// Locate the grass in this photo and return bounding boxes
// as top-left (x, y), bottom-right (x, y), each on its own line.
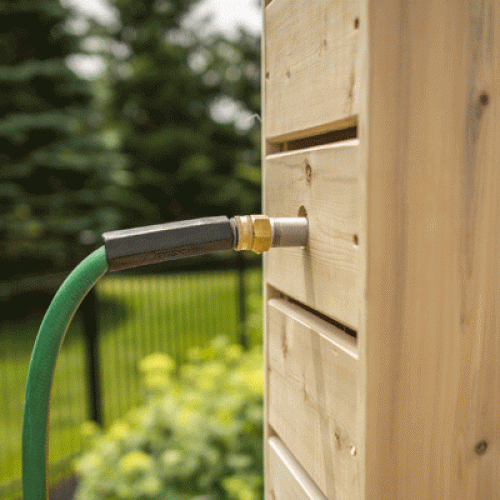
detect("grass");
top-left (0, 267), bottom-right (262, 497)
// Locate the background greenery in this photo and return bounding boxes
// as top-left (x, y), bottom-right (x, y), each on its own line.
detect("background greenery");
top-left (0, 0), bottom-right (263, 497)
top-left (0, 267), bottom-right (263, 498)
top-left (75, 336), bottom-right (263, 500)
top-left (0, 0), bottom-right (261, 283)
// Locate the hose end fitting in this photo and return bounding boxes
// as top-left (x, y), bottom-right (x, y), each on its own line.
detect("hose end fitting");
top-left (234, 215), bottom-right (272, 254)
top-left (233, 215), bottom-right (308, 254)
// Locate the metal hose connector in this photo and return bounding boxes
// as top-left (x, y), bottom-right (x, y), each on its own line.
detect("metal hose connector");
top-left (233, 215), bottom-right (308, 254)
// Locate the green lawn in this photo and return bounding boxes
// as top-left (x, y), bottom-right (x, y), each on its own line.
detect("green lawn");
top-left (0, 267), bottom-right (262, 497)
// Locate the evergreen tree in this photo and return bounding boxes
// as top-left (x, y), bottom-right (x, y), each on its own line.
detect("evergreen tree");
top-left (0, 0), bottom-right (132, 279)
top-left (111, 0), bottom-right (261, 225)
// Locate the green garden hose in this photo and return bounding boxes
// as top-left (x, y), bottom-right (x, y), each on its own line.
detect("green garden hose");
top-left (22, 246), bottom-right (108, 500)
top-left (21, 215), bottom-right (307, 500)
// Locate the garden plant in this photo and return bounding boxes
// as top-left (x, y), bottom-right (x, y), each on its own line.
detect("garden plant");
top-left (74, 335), bottom-right (263, 500)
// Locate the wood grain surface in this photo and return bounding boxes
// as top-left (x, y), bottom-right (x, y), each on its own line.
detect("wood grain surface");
top-left (359, 0), bottom-right (500, 498)
top-left (265, 141), bottom-right (360, 330)
top-left (264, 0), bottom-right (360, 141)
top-left (267, 299), bottom-right (359, 499)
top-left (268, 436), bottom-right (329, 500)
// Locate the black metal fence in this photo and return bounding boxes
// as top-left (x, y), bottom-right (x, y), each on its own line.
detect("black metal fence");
top-left (0, 255), bottom-right (262, 499)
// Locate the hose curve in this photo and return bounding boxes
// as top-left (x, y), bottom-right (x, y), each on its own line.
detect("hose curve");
top-left (22, 246), bottom-right (108, 500)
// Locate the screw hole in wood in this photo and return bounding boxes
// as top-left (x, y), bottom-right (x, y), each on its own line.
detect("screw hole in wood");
top-left (479, 92), bottom-right (489, 106)
top-left (474, 440), bottom-right (488, 456)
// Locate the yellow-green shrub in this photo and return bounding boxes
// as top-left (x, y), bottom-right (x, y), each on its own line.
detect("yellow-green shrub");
top-left (74, 336), bottom-right (263, 500)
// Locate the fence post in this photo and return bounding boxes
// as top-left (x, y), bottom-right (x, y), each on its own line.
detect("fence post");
top-left (236, 253), bottom-right (247, 349)
top-left (80, 287), bottom-right (103, 425)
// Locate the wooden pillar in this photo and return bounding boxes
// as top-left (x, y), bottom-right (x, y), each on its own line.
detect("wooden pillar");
top-left (262, 1), bottom-right (500, 499)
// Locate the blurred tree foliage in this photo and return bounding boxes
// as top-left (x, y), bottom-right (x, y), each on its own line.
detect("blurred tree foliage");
top-left (0, 0), bottom-right (136, 279)
top-left (0, 0), bottom-right (261, 282)
top-left (110, 0), bottom-right (261, 226)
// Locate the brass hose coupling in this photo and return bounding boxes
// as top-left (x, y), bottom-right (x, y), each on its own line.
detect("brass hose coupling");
top-left (234, 215), bottom-right (308, 254)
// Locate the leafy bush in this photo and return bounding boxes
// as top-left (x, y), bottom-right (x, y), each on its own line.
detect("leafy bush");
top-left (74, 336), bottom-right (263, 500)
